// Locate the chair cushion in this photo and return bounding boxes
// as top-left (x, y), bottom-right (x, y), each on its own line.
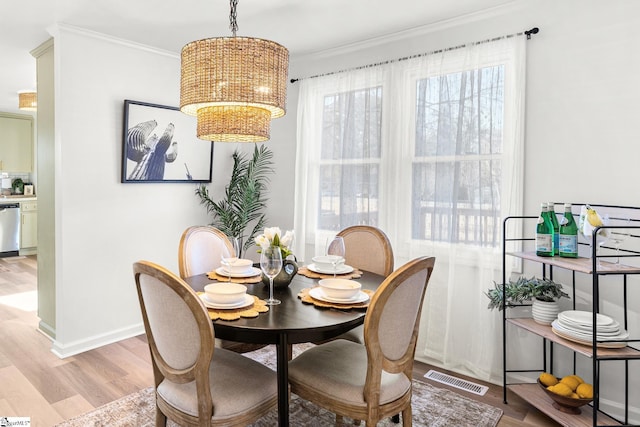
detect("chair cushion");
top-left (288, 339), bottom-right (410, 406)
top-left (157, 347), bottom-right (277, 419)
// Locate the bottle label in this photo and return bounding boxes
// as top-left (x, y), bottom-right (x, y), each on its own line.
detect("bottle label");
top-left (559, 234), bottom-right (578, 255)
top-left (536, 234), bottom-right (553, 253)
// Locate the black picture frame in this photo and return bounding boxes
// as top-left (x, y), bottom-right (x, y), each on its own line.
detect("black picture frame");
top-left (121, 99), bottom-right (213, 183)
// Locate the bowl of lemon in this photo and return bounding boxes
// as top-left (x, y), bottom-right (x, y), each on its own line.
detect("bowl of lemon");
top-left (538, 373), bottom-right (593, 414)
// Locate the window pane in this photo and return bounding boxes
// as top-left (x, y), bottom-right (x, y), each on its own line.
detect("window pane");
top-left (321, 87), bottom-right (382, 160)
top-left (413, 65), bottom-right (504, 246)
top-left (318, 86), bottom-right (382, 231)
top-left (318, 164), bottom-right (379, 231)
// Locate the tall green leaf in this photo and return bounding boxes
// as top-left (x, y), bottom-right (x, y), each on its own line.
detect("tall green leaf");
top-left (195, 145), bottom-right (274, 256)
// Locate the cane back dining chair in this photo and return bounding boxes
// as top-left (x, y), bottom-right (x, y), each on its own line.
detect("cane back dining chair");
top-left (288, 256), bottom-right (436, 427)
top-left (133, 260), bottom-right (277, 427)
top-left (178, 225), bottom-right (266, 353)
top-left (337, 225), bottom-right (394, 277)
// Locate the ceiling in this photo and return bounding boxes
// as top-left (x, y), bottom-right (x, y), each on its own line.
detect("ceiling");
top-left (0, 0), bottom-right (514, 114)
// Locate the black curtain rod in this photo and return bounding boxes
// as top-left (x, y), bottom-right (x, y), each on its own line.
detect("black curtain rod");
top-left (290, 27), bottom-right (539, 84)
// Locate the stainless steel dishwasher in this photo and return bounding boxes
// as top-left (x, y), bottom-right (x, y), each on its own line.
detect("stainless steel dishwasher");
top-left (0, 202), bottom-right (20, 257)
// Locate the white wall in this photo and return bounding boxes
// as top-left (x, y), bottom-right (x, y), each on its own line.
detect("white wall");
top-left (48, 25), bottom-right (292, 356)
top-left (288, 0), bottom-right (640, 421)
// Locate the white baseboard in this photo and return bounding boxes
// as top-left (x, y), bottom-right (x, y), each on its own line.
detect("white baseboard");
top-left (38, 320), bottom-right (56, 339)
top-left (50, 323), bottom-right (145, 359)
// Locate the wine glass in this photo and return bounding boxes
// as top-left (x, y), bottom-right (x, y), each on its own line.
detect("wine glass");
top-left (326, 236), bottom-right (346, 277)
top-left (609, 218), bottom-right (631, 264)
top-left (221, 237), bottom-right (240, 282)
top-left (260, 246), bottom-right (282, 305)
top-left (594, 216), bottom-right (611, 267)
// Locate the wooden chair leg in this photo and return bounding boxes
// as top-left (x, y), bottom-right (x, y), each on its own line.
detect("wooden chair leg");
top-left (401, 406), bottom-right (412, 427)
top-left (155, 405), bottom-right (167, 427)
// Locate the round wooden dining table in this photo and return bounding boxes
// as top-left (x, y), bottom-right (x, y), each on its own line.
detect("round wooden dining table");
top-left (184, 269), bottom-right (384, 427)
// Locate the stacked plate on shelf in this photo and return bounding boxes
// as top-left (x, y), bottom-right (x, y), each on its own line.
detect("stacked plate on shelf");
top-left (551, 310), bottom-right (629, 348)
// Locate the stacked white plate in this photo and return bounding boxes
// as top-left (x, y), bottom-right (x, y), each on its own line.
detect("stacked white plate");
top-left (551, 310), bottom-right (629, 348)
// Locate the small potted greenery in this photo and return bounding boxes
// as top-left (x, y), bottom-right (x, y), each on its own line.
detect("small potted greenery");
top-left (485, 276), bottom-right (570, 325)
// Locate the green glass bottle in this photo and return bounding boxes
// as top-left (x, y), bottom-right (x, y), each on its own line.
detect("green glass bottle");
top-left (536, 202), bottom-right (554, 257)
top-left (559, 203), bottom-right (579, 258)
top-left (548, 202), bottom-right (560, 255)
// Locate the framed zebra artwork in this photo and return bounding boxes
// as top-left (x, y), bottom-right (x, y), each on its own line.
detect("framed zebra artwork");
top-left (121, 99), bottom-right (213, 183)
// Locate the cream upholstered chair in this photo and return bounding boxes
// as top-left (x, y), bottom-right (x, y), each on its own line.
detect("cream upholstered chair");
top-left (133, 261), bottom-right (277, 427)
top-left (178, 225), bottom-right (266, 353)
top-left (337, 225), bottom-right (394, 277)
top-left (335, 225), bottom-right (394, 344)
top-left (289, 256), bottom-right (436, 427)
top-left (178, 225), bottom-right (234, 280)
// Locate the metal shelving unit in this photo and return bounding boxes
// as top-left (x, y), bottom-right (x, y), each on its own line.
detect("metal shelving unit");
top-left (501, 203), bottom-right (640, 427)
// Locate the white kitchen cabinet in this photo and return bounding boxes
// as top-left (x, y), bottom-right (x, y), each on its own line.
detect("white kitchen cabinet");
top-left (0, 112), bottom-right (34, 172)
top-left (20, 200), bottom-right (37, 254)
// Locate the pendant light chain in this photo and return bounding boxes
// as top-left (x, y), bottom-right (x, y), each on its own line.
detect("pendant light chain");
top-left (229, 0), bottom-right (239, 37)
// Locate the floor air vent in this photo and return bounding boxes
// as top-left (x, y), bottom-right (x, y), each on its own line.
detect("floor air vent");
top-left (424, 370), bottom-right (488, 396)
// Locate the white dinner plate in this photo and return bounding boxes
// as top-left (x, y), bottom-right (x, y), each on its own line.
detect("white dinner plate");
top-left (200, 293), bottom-right (255, 310)
top-left (309, 287), bottom-right (369, 304)
top-left (215, 266), bottom-right (261, 278)
top-left (551, 322), bottom-right (628, 349)
top-left (306, 263), bottom-right (354, 275)
top-left (558, 310), bottom-right (617, 327)
top-left (557, 318), bottom-right (620, 335)
top-left (551, 320), bottom-right (629, 342)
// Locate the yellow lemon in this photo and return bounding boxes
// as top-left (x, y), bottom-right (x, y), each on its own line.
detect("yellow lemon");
top-left (549, 382), bottom-right (573, 397)
top-left (571, 393), bottom-right (580, 399)
top-left (576, 383), bottom-right (594, 399)
top-left (539, 373), bottom-right (558, 387)
top-left (560, 376), bottom-right (580, 391)
top-left (567, 374), bottom-right (585, 385)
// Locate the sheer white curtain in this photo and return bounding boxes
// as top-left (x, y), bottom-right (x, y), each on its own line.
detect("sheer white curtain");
top-left (295, 37), bottom-right (526, 382)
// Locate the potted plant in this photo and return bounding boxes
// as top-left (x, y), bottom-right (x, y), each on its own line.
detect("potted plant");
top-left (485, 276), bottom-right (570, 325)
top-left (195, 145), bottom-right (274, 257)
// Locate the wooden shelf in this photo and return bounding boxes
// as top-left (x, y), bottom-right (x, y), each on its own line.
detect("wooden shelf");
top-left (506, 318), bottom-right (640, 360)
top-left (507, 251), bottom-right (640, 275)
top-left (509, 383), bottom-right (621, 426)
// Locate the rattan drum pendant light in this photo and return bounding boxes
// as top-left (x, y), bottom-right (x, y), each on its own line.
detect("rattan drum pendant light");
top-left (180, 0), bottom-right (289, 142)
top-left (18, 91), bottom-right (37, 111)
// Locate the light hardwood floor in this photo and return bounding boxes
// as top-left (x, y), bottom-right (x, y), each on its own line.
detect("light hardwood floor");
top-left (0, 255), bottom-right (560, 426)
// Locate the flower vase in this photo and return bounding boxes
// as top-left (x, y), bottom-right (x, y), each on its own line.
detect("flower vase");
top-left (262, 257), bottom-right (298, 289)
top-left (531, 299), bottom-right (559, 325)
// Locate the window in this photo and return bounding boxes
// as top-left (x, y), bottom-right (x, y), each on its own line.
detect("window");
top-left (317, 87), bottom-right (382, 231)
top-left (296, 38), bottom-right (523, 261)
top-left (312, 66), bottom-right (505, 247)
top-left (413, 66), bottom-right (504, 246)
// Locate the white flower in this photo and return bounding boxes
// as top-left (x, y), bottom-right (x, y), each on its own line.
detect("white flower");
top-left (255, 227), bottom-right (294, 258)
top-left (255, 234), bottom-right (270, 249)
top-left (264, 227), bottom-right (281, 241)
top-left (280, 230), bottom-right (294, 248)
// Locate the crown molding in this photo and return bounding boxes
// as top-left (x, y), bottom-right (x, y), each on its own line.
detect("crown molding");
top-left (53, 23), bottom-right (179, 59)
top-left (293, 0), bottom-right (526, 62)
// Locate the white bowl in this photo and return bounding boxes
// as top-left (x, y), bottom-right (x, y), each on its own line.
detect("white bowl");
top-left (221, 258), bottom-right (253, 274)
top-left (318, 278), bottom-right (361, 300)
top-left (204, 283), bottom-right (247, 304)
top-left (312, 255), bottom-right (345, 271)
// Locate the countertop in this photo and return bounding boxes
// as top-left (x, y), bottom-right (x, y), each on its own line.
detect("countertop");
top-left (0, 195), bottom-right (37, 202)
